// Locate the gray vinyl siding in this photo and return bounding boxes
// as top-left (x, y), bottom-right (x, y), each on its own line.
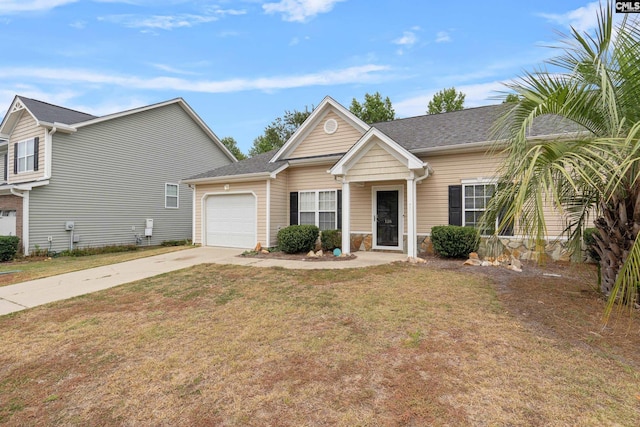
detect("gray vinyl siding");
top-left (28, 103), bottom-right (232, 253)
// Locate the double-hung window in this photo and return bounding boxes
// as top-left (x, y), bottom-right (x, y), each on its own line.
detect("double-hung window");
top-left (165, 183), bottom-right (179, 209)
top-left (454, 180), bottom-right (513, 236)
top-left (16, 138), bottom-right (38, 173)
top-left (298, 190), bottom-right (338, 231)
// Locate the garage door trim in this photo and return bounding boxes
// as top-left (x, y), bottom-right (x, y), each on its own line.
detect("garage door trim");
top-left (202, 191), bottom-right (257, 248)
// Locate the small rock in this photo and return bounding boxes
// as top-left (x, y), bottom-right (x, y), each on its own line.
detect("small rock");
top-left (260, 249), bottom-right (269, 254)
top-left (463, 258), bottom-right (482, 266)
top-left (469, 252), bottom-right (479, 260)
top-left (510, 256), bottom-right (522, 270)
top-left (481, 260), bottom-right (491, 267)
top-left (254, 242), bottom-right (262, 252)
top-left (508, 264), bottom-right (522, 273)
top-left (315, 250), bottom-right (323, 257)
top-left (307, 250), bottom-right (317, 258)
top-left (407, 257), bottom-right (426, 264)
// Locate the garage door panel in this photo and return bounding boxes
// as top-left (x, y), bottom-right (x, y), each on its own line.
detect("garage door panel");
top-left (206, 194), bottom-right (256, 248)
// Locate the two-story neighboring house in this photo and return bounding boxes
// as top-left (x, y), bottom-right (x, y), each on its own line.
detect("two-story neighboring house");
top-left (0, 95), bottom-right (236, 255)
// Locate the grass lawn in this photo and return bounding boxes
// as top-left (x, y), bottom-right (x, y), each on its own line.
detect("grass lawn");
top-left (0, 262), bottom-right (638, 425)
top-left (0, 245), bottom-right (192, 287)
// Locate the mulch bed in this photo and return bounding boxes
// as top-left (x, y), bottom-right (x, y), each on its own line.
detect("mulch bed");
top-left (240, 250), bottom-right (357, 262)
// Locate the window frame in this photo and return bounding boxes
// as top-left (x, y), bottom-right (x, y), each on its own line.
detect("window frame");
top-left (165, 183), bottom-right (179, 209)
top-left (461, 179), bottom-right (513, 236)
top-left (16, 138), bottom-right (35, 173)
top-left (298, 189), bottom-right (338, 231)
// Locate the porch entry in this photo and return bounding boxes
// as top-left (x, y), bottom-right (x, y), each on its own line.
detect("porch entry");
top-left (373, 186), bottom-right (403, 250)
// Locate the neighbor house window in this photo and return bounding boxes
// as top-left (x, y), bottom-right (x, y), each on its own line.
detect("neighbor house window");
top-left (16, 138), bottom-right (38, 173)
top-left (298, 190), bottom-right (338, 231)
top-left (165, 183), bottom-right (179, 208)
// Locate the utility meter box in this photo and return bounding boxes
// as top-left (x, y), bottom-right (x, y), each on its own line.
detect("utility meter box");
top-left (145, 219), bottom-right (154, 229)
top-left (65, 221), bottom-right (75, 231)
top-left (144, 228), bottom-right (153, 237)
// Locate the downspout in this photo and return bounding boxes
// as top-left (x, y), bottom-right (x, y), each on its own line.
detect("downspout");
top-left (45, 126), bottom-right (56, 180)
top-left (10, 187), bottom-right (29, 256)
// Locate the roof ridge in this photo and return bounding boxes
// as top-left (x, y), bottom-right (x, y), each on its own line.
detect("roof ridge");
top-left (18, 95), bottom-right (96, 118)
top-left (373, 103), bottom-right (505, 125)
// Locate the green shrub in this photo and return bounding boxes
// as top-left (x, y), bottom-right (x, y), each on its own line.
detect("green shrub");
top-left (321, 229), bottom-right (342, 251)
top-left (0, 236), bottom-right (20, 262)
top-left (57, 244), bottom-right (138, 257)
top-left (431, 225), bottom-right (480, 258)
top-left (277, 225), bottom-right (320, 254)
top-left (583, 227), bottom-right (600, 261)
top-left (161, 239), bottom-right (192, 247)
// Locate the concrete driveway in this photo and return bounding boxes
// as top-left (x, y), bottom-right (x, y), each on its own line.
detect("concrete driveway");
top-left (0, 246), bottom-right (406, 316)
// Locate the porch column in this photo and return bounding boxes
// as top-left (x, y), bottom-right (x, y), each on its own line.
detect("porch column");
top-left (341, 180), bottom-right (351, 255)
top-left (407, 176), bottom-right (416, 259)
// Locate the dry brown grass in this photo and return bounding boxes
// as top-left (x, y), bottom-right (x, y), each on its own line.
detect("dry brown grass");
top-left (0, 262), bottom-right (638, 426)
top-left (0, 245), bottom-right (191, 287)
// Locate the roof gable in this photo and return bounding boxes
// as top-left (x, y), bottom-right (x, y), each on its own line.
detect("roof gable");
top-left (270, 96), bottom-right (369, 162)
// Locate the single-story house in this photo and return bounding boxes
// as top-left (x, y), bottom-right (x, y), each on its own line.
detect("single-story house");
top-left (0, 95), bottom-right (236, 254)
top-left (183, 96), bottom-right (572, 260)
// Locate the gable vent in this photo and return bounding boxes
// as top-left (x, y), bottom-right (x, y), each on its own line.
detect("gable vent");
top-left (324, 118), bottom-right (338, 134)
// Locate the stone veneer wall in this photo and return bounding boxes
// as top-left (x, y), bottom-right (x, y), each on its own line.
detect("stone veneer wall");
top-left (349, 233), bottom-right (574, 262)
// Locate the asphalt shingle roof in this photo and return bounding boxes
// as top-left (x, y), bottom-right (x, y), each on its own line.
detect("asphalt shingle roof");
top-left (19, 96), bottom-right (97, 125)
top-left (373, 104), bottom-right (583, 152)
top-left (184, 150), bottom-right (287, 180)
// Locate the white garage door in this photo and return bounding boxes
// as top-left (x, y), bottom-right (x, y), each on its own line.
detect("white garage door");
top-left (205, 194), bottom-right (256, 248)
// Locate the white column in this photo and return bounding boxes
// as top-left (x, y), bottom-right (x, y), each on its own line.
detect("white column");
top-left (407, 176), bottom-right (416, 259)
top-left (341, 180), bottom-right (350, 255)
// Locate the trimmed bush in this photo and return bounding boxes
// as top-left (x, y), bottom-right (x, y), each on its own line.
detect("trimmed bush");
top-left (431, 225), bottom-right (480, 258)
top-left (161, 239), bottom-right (192, 247)
top-left (583, 227), bottom-right (600, 261)
top-left (321, 229), bottom-right (342, 251)
top-left (0, 236), bottom-right (20, 262)
top-left (277, 225), bottom-right (320, 254)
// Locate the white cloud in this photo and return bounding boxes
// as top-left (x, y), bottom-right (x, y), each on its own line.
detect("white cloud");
top-left (99, 8), bottom-right (246, 31)
top-left (0, 0), bottom-right (77, 14)
top-left (395, 81), bottom-right (507, 117)
top-left (435, 31), bottom-right (451, 43)
top-left (263, 0), bottom-right (345, 23)
top-left (394, 31), bottom-right (417, 46)
top-left (148, 63), bottom-right (199, 75)
top-left (538, 1), bottom-right (603, 33)
top-left (0, 64), bottom-right (390, 93)
top-left (69, 20), bottom-right (86, 29)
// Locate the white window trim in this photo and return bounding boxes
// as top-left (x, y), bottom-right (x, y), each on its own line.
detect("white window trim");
top-left (165, 183), bottom-right (179, 209)
top-left (298, 189), bottom-right (338, 230)
top-left (16, 138), bottom-right (35, 174)
top-left (461, 178), bottom-right (513, 236)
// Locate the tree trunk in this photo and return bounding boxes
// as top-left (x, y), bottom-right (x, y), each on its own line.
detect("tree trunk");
top-left (593, 191), bottom-right (640, 301)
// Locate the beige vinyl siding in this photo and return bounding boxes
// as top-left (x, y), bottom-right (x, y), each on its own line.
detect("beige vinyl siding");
top-left (286, 164), bottom-right (340, 192)
top-left (194, 180), bottom-right (267, 245)
top-left (289, 111), bottom-right (363, 159)
top-left (8, 111), bottom-right (45, 184)
top-left (269, 170), bottom-right (289, 245)
top-left (347, 142), bottom-right (408, 182)
top-left (416, 150), bottom-right (565, 238)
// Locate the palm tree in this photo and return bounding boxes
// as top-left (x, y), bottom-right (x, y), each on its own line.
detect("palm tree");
top-left (487, 2), bottom-right (640, 319)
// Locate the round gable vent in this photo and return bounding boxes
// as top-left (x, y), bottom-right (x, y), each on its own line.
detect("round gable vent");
top-left (324, 118), bottom-right (338, 134)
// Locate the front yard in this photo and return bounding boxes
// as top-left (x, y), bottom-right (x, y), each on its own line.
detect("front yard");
top-left (0, 260), bottom-right (638, 425)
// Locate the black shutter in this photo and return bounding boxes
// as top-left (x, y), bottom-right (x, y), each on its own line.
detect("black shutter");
top-left (33, 137), bottom-right (39, 171)
top-left (3, 153), bottom-right (7, 181)
top-left (289, 192), bottom-right (299, 225)
top-left (448, 185), bottom-right (462, 226)
top-left (336, 190), bottom-right (342, 230)
top-left (13, 143), bottom-right (17, 174)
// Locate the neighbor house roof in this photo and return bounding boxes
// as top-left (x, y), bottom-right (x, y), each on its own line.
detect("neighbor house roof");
top-left (183, 150), bottom-right (288, 182)
top-left (19, 96), bottom-right (97, 125)
top-left (373, 104), bottom-right (583, 153)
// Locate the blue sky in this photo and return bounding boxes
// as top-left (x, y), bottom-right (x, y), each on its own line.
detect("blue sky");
top-left (0, 0), bottom-right (607, 154)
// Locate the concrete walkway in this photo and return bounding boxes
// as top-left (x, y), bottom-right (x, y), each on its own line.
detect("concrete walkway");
top-left (0, 246), bottom-right (406, 316)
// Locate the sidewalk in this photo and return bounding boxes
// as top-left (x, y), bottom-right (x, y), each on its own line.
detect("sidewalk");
top-left (0, 246), bottom-right (406, 316)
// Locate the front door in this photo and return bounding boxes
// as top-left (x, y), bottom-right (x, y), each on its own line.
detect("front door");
top-left (374, 187), bottom-right (402, 249)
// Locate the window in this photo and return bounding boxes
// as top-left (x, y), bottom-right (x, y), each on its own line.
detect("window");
top-left (451, 181), bottom-right (513, 236)
top-left (16, 138), bottom-right (37, 173)
top-left (298, 190), bottom-right (338, 231)
top-left (165, 183), bottom-right (179, 208)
